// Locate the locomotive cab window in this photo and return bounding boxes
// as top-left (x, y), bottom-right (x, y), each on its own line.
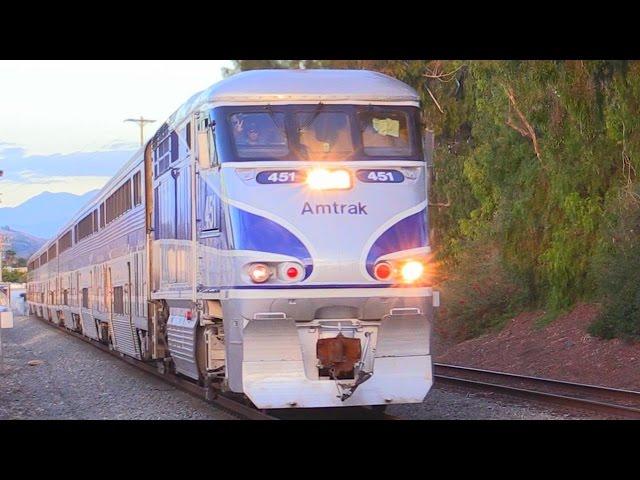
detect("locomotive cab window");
top-left (358, 110), bottom-right (412, 157)
top-left (229, 112), bottom-right (288, 159)
top-left (297, 111), bottom-right (354, 160)
top-left (217, 105), bottom-right (423, 163)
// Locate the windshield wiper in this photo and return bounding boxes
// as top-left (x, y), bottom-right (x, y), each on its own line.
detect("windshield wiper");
top-left (297, 102), bottom-right (324, 131)
top-left (264, 104), bottom-right (286, 135)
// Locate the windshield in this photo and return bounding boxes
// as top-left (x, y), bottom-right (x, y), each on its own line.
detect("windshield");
top-left (229, 112), bottom-right (288, 158)
top-left (298, 111), bottom-right (354, 160)
top-left (218, 105), bottom-right (421, 162)
top-left (359, 110), bottom-right (412, 156)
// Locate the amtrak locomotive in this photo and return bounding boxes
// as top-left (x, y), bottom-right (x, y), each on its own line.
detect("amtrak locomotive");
top-left (27, 69), bottom-right (438, 409)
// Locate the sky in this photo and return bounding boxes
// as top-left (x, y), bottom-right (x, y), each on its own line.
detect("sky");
top-left (0, 60), bottom-right (233, 207)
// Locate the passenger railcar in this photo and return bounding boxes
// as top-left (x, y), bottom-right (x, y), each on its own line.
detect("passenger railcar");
top-left (27, 69), bottom-right (438, 409)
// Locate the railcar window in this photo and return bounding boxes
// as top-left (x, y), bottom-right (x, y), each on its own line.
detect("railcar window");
top-left (40, 251), bottom-right (47, 266)
top-left (133, 171), bottom-right (142, 206)
top-left (58, 230), bottom-right (72, 253)
top-left (100, 203), bottom-right (105, 228)
top-left (113, 286), bottom-right (124, 314)
top-left (77, 211), bottom-right (95, 241)
top-left (297, 112), bottom-right (354, 159)
top-left (82, 288), bottom-right (89, 308)
top-left (358, 110), bottom-right (412, 156)
top-left (47, 244), bottom-right (57, 261)
top-left (230, 112), bottom-right (288, 158)
top-left (105, 179), bottom-right (132, 224)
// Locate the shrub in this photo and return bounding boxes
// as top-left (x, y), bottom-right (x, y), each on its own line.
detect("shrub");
top-left (589, 191), bottom-right (640, 339)
top-left (438, 241), bottom-right (530, 341)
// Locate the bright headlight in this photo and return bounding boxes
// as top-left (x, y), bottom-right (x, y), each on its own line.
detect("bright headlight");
top-left (306, 169), bottom-right (351, 190)
top-left (401, 261), bottom-right (424, 283)
top-left (248, 263), bottom-right (271, 283)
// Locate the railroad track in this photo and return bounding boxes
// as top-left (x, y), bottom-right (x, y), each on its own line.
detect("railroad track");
top-left (30, 315), bottom-right (396, 420)
top-left (434, 362), bottom-right (640, 419)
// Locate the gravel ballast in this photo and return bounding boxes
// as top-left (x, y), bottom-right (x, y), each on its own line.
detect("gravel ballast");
top-left (1, 314), bottom-right (597, 420)
top-left (388, 384), bottom-right (599, 420)
top-left (0, 315), bottom-right (236, 420)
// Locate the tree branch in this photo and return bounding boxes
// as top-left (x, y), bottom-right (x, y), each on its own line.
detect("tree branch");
top-left (502, 84), bottom-right (542, 161)
top-left (423, 63), bottom-right (465, 82)
top-left (425, 86), bottom-right (444, 114)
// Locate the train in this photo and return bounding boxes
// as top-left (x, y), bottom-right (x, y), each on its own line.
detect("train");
top-left (26, 69), bottom-right (439, 409)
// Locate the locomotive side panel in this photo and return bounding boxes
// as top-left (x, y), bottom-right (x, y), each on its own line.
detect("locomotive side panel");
top-left (149, 123), bottom-right (195, 299)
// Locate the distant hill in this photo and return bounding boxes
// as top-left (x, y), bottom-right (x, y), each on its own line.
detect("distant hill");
top-left (0, 226), bottom-right (46, 259)
top-left (0, 190), bottom-right (100, 239)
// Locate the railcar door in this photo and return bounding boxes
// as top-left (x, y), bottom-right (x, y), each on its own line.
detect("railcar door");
top-left (109, 261), bottom-right (141, 359)
top-left (79, 271), bottom-right (99, 339)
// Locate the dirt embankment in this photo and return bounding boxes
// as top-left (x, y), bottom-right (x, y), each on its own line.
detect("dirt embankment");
top-left (434, 303), bottom-right (640, 390)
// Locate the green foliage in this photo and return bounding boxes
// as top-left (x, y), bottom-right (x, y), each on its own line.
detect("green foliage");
top-left (589, 188), bottom-right (640, 339)
top-left (229, 60), bottom-right (640, 340)
top-left (1, 268), bottom-right (25, 283)
top-left (438, 242), bottom-right (530, 340)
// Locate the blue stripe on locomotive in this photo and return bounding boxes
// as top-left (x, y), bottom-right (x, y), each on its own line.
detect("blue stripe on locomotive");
top-left (227, 205), bottom-right (314, 279)
top-left (365, 210), bottom-right (428, 277)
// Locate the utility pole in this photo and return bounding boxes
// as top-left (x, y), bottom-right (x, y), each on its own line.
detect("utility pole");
top-left (124, 116), bottom-right (156, 146)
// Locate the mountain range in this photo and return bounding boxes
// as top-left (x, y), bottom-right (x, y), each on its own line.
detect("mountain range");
top-left (0, 226), bottom-right (46, 259)
top-left (0, 190), bottom-right (99, 242)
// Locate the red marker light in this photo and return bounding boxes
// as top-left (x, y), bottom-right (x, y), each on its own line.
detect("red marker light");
top-left (374, 262), bottom-right (392, 281)
top-left (278, 262), bottom-right (303, 282)
top-left (186, 310), bottom-right (192, 320)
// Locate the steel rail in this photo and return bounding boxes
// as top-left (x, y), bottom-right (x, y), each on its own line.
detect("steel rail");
top-left (434, 362), bottom-right (640, 419)
top-left (30, 315), bottom-right (397, 420)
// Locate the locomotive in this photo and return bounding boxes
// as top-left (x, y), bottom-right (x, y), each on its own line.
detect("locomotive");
top-left (27, 69), bottom-right (438, 409)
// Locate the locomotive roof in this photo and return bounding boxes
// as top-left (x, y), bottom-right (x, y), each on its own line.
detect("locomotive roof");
top-left (167, 69), bottom-right (420, 128)
top-left (207, 69), bottom-right (418, 102)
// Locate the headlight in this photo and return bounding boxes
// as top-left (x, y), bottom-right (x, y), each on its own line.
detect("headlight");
top-left (248, 263), bottom-right (271, 283)
top-left (401, 261), bottom-right (424, 283)
top-left (306, 168), bottom-right (351, 190)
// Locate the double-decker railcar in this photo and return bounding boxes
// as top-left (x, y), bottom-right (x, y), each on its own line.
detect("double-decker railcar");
top-left (27, 69), bottom-right (438, 409)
